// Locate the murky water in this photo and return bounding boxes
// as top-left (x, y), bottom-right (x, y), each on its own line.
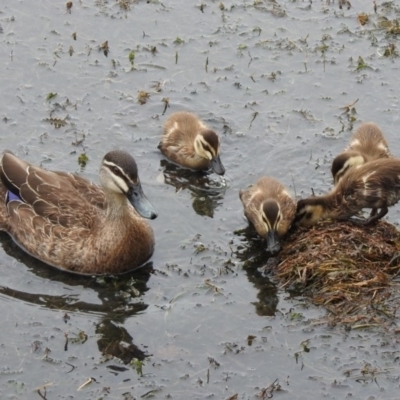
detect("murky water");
top-left (1, 0), bottom-right (400, 398)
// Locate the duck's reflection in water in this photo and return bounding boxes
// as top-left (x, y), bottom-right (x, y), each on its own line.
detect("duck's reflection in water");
top-left (234, 226), bottom-right (279, 317)
top-left (160, 159), bottom-right (226, 218)
top-left (0, 232), bottom-right (152, 364)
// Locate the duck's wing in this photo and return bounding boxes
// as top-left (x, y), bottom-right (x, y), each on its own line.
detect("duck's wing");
top-left (54, 171), bottom-right (107, 209)
top-left (1, 152), bottom-right (101, 229)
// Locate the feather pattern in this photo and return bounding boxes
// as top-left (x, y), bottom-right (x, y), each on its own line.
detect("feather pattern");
top-left (331, 122), bottom-right (390, 184)
top-left (158, 111), bottom-right (225, 174)
top-left (240, 177), bottom-right (296, 253)
top-left (296, 158), bottom-right (400, 227)
top-left (0, 150), bottom-right (157, 275)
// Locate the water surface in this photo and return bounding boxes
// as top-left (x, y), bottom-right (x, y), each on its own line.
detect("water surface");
top-left (1, 0), bottom-right (400, 398)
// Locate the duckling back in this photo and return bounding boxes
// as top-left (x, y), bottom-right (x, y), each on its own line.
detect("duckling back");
top-left (159, 112), bottom-right (225, 174)
top-left (338, 158), bottom-right (400, 210)
top-left (297, 158), bottom-right (400, 227)
top-left (331, 122), bottom-right (390, 184)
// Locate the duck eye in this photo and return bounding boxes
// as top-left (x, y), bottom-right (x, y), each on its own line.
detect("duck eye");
top-left (295, 211), bottom-right (306, 221)
top-left (110, 166), bottom-right (122, 177)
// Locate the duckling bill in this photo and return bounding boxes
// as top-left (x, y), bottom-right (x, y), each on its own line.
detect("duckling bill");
top-left (158, 111), bottom-right (225, 175)
top-left (296, 158), bottom-right (400, 227)
top-left (331, 122), bottom-right (390, 184)
top-left (0, 150), bottom-right (157, 275)
top-left (240, 177), bottom-right (296, 255)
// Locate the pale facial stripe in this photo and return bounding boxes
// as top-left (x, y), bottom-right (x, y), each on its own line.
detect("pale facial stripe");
top-left (378, 142), bottom-right (388, 151)
top-left (260, 204), bottom-right (281, 231)
top-left (103, 160), bottom-right (134, 193)
top-left (194, 135), bottom-right (218, 160)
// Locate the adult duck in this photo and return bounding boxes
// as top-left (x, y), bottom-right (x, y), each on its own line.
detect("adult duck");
top-left (0, 150), bottom-right (157, 275)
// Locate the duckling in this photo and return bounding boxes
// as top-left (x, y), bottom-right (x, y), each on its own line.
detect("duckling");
top-left (296, 158), bottom-right (400, 227)
top-left (0, 150), bottom-right (157, 275)
top-left (239, 177), bottom-right (296, 255)
top-left (331, 122), bottom-right (390, 184)
top-left (158, 111), bottom-right (225, 175)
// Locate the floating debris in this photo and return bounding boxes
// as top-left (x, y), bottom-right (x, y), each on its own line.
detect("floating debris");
top-left (173, 37), bottom-right (184, 45)
top-left (44, 117), bottom-right (67, 129)
top-left (118, 0), bottom-right (132, 10)
top-left (383, 43), bottom-right (398, 57)
top-left (357, 12), bottom-right (368, 26)
top-left (275, 220), bottom-right (400, 326)
top-left (78, 153), bottom-right (89, 168)
top-left (339, 0), bottom-right (351, 10)
top-left (128, 50), bottom-right (135, 66)
top-left (131, 358), bottom-right (144, 376)
top-left (137, 90), bottom-right (150, 105)
top-left (161, 97), bottom-right (169, 115)
top-left (46, 92), bottom-right (57, 102)
top-left (99, 40), bottom-right (109, 57)
top-left (356, 56), bottom-right (370, 71)
top-left (77, 377), bottom-right (95, 391)
top-left (340, 98), bottom-right (358, 114)
top-left (377, 17), bottom-right (400, 35)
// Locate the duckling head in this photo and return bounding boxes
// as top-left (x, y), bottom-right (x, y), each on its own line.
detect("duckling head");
top-left (261, 200), bottom-right (282, 255)
top-left (295, 199), bottom-right (324, 227)
top-left (194, 130), bottom-right (225, 175)
top-left (331, 151), bottom-right (365, 184)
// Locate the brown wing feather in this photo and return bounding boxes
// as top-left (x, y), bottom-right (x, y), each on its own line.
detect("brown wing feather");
top-left (1, 152), bottom-right (31, 193)
top-left (55, 171), bottom-right (107, 209)
top-left (339, 159), bottom-right (400, 208)
top-left (1, 153), bottom-right (103, 230)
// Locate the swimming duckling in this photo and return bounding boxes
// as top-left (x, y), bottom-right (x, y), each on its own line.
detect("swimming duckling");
top-left (240, 177), bottom-right (296, 255)
top-left (158, 111), bottom-right (225, 175)
top-left (331, 122), bottom-right (390, 184)
top-left (296, 158), bottom-right (400, 227)
top-left (0, 150), bottom-right (157, 275)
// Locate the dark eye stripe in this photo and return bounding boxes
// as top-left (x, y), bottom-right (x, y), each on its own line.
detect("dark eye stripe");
top-left (109, 166), bottom-right (124, 178)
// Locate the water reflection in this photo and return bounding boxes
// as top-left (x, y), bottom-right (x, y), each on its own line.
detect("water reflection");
top-left (160, 159), bottom-right (226, 218)
top-left (97, 320), bottom-right (149, 365)
top-left (234, 226), bottom-right (279, 317)
top-left (0, 232), bottom-right (151, 363)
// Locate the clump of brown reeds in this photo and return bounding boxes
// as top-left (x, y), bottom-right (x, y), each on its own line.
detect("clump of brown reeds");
top-left (276, 220), bottom-right (400, 326)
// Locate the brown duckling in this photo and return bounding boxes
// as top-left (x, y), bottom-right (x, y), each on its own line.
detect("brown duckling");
top-left (331, 122), bottom-right (390, 184)
top-left (240, 177), bottom-right (296, 255)
top-left (158, 111), bottom-right (225, 175)
top-left (296, 158), bottom-right (400, 227)
top-left (0, 150), bottom-right (157, 275)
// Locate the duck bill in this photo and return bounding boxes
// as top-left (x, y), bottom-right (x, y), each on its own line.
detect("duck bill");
top-left (211, 154), bottom-right (225, 175)
top-left (266, 229), bottom-right (281, 255)
top-left (128, 183), bottom-right (158, 220)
